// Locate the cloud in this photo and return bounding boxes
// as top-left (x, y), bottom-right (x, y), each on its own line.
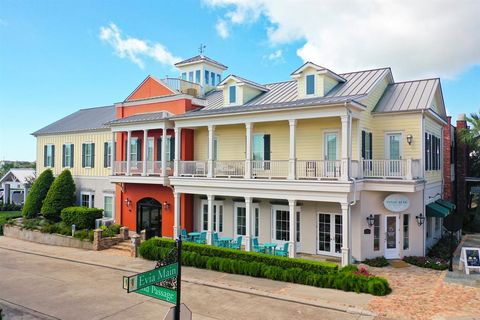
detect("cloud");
top-left (99, 23), bottom-right (181, 69)
top-left (203, 0), bottom-right (480, 80)
top-left (216, 19), bottom-right (230, 38)
top-left (265, 49), bottom-right (284, 63)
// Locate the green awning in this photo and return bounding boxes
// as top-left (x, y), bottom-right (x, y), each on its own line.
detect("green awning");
top-left (426, 202), bottom-right (451, 218)
top-left (436, 199), bottom-right (456, 211)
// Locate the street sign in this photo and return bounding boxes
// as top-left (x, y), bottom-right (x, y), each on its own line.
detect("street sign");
top-left (123, 263), bottom-right (178, 292)
top-left (136, 285), bottom-right (177, 304)
top-left (163, 303), bottom-right (192, 320)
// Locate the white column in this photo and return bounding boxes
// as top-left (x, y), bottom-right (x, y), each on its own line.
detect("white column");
top-left (340, 115), bottom-right (350, 180)
top-left (174, 127), bottom-right (181, 176)
top-left (161, 125), bottom-right (167, 177)
top-left (142, 129), bottom-right (148, 176)
top-left (207, 194), bottom-right (214, 245)
top-left (288, 119), bottom-right (297, 180)
top-left (245, 197), bottom-right (252, 251)
top-left (245, 122), bottom-right (253, 179)
top-left (356, 120), bottom-right (363, 179)
top-left (207, 125), bottom-right (215, 178)
top-left (111, 131), bottom-right (116, 175)
top-left (126, 131), bottom-right (132, 176)
top-left (406, 158), bottom-right (413, 180)
top-left (288, 199), bottom-right (296, 258)
top-left (173, 192), bottom-right (181, 239)
top-left (341, 203), bottom-right (351, 266)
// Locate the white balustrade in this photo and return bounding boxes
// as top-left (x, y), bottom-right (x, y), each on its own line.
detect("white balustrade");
top-left (129, 161), bottom-right (143, 175)
top-left (362, 159), bottom-right (408, 179)
top-left (213, 160), bottom-right (245, 177)
top-left (251, 160), bottom-right (289, 179)
top-left (114, 161), bottom-right (127, 175)
top-left (179, 161), bottom-right (208, 177)
top-left (296, 160), bottom-right (342, 179)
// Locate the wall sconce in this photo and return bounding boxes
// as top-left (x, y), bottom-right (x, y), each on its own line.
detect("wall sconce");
top-left (163, 201), bottom-right (171, 210)
top-left (415, 213), bottom-right (425, 226)
top-left (366, 214), bottom-right (375, 227)
top-left (406, 134), bottom-right (413, 145)
top-left (124, 198), bottom-right (132, 208)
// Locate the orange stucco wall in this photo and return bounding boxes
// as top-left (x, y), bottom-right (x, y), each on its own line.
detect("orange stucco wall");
top-left (126, 77), bottom-right (174, 101)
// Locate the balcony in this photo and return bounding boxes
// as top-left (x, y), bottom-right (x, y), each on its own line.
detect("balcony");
top-left (113, 161), bottom-right (173, 176)
top-left (161, 78), bottom-right (203, 97)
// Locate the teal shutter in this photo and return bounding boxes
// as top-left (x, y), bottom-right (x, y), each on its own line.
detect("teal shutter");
top-left (136, 139), bottom-right (142, 161)
top-left (264, 134), bottom-right (271, 170)
top-left (361, 131), bottom-right (365, 159)
top-left (104, 142), bottom-right (108, 168)
top-left (70, 144), bottom-right (74, 167)
top-left (82, 144), bottom-right (86, 168)
top-left (157, 137), bottom-right (162, 161)
top-left (62, 144), bottom-right (66, 167)
top-left (51, 145), bottom-right (55, 167)
top-left (44, 145), bottom-right (47, 167)
top-left (90, 143), bottom-right (95, 168)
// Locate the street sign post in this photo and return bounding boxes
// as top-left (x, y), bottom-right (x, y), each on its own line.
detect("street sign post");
top-left (163, 303), bottom-right (192, 320)
top-left (123, 263), bottom-right (178, 292)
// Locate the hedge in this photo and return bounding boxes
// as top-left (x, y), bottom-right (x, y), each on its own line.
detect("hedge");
top-left (60, 206), bottom-right (104, 229)
top-left (22, 169), bottom-right (54, 219)
top-left (41, 169), bottom-right (76, 221)
top-left (139, 238), bottom-right (391, 296)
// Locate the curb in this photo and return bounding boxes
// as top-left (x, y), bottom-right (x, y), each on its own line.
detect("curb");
top-left (0, 245), bottom-right (377, 317)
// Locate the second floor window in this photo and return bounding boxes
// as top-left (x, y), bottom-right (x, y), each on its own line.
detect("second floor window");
top-left (157, 136), bottom-right (175, 161)
top-left (253, 134), bottom-right (271, 166)
top-left (103, 141), bottom-right (112, 168)
top-left (62, 144), bottom-right (74, 168)
top-left (306, 74), bottom-right (315, 95)
top-left (44, 144), bottom-right (54, 167)
top-left (82, 143), bottom-right (95, 168)
top-left (425, 133), bottom-right (441, 171)
top-left (211, 72), bottom-right (216, 86)
top-left (181, 72), bottom-right (187, 80)
top-left (362, 130), bottom-right (373, 160)
top-left (229, 85), bottom-right (236, 104)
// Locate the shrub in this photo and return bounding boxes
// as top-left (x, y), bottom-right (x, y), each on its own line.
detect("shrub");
top-left (0, 211), bottom-right (22, 235)
top-left (60, 206), bottom-right (103, 229)
top-left (139, 238), bottom-right (391, 296)
top-left (100, 224), bottom-right (120, 238)
top-left (22, 169), bottom-right (54, 219)
top-left (0, 203), bottom-right (22, 211)
top-left (41, 170), bottom-right (76, 221)
top-left (427, 236), bottom-right (458, 260)
top-left (403, 256), bottom-right (448, 270)
top-left (362, 256), bottom-right (389, 268)
top-left (74, 229), bottom-right (94, 241)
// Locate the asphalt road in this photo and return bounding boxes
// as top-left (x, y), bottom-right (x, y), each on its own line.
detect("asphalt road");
top-left (0, 247), bottom-right (372, 320)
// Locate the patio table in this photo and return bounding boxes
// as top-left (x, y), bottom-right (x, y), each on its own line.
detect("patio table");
top-left (263, 242), bottom-right (277, 255)
top-left (220, 237), bottom-right (233, 248)
top-left (188, 232), bottom-right (202, 242)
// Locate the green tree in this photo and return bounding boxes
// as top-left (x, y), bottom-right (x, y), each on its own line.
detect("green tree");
top-left (458, 113), bottom-right (480, 150)
top-left (41, 169), bottom-right (76, 221)
top-left (22, 169), bottom-right (54, 219)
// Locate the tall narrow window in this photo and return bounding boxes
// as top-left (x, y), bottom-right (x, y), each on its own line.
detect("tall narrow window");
top-left (147, 138), bottom-right (154, 161)
top-left (82, 143), bottom-right (95, 168)
top-left (373, 215), bottom-right (380, 251)
top-left (213, 137), bottom-right (218, 161)
top-left (403, 214), bottom-right (409, 250)
top-left (104, 196), bottom-right (113, 218)
top-left (44, 144), bottom-right (55, 167)
top-left (274, 209), bottom-right (289, 241)
top-left (63, 144), bottom-right (73, 168)
top-left (236, 206), bottom-right (246, 236)
top-left (205, 70), bottom-right (210, 85)
top-left (195, 70), bottom-right (201, 83)
top-left (188, 71), bottom-right (193, 82)
top-left (306, 74), bottom-right (315, 95)
top-left (104, 141), bottom-right (112, 168)
top-left (211, 72), bottom-right (216, 86)
top-left (254, 207), bottom-right (259, 237)
top-left (202, 203), bottom-right (208, 231)
top-left (181, 72), bottom-right (187, 80)
top-left (361, 130), bottom-right (373, 160)
top-left (217, 74), bottom-right (221, 85)
top-left (229, 85), bottom-right (236, 103)
top-left (296, 211), bottom-right (301, 242)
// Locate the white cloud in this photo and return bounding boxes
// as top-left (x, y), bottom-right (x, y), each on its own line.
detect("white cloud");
top-left (99, 23), bottom-right (181, 69)
top-left (265, 49), bottom-right (284, 63)
top-left (216, 19), bottom-right (230, 38)
top-left (203, 0), bottom-right (480, 80)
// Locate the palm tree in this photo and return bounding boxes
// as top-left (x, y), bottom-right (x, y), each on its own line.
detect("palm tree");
top-left (458, 112), bottom-right (480, 150)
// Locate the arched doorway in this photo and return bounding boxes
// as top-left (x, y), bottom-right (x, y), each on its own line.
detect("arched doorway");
top-left (137, 198), bottom-right (162, 239)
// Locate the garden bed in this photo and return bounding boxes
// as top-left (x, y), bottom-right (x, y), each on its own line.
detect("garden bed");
top-left (140, 238), bottom-right (391, 296)
top-left (403, 236), bottom-right (457, 270)
top-left (0, 211), bottom-right (22, 235)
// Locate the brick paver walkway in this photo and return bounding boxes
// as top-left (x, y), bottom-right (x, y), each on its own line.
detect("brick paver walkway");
top-left (368, 265), bottom-right (480, 320)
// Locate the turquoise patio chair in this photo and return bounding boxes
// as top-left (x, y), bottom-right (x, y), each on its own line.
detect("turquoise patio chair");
top-left (230, 236), bottom-right (242, 250)
top-left (251, 238), bottom-right (264, 253)
top-left (212, 233), bottom-right (223, 247)
top-left (180, 229), bottom-right (191, 242)
top-left (274, 243), bottom-right (289, 257)
top-left (195, 232), bottom-right (207, 244)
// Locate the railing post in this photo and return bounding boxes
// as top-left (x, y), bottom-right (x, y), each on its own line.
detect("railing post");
top-left (126, 131), bottom-right (132, 176)
top-left (245, 122), bottom-right (253, 179)
top-left (406, 158), bottom-right (412, 180)
top-left (207, 125), bottom-right (215, 178)
top-left (288, 119), bottom-right (297, 180)
top-left (142, 129), bottom-right (148, 176)
top-left (174, 127), bottom-right (181, 177)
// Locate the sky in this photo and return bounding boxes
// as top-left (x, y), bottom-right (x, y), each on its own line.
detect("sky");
top-left (1, 0), bottom-right (480, 161)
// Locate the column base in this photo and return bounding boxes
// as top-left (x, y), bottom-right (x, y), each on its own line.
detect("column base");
top-left (288, 241), bottom-right (296, 258)
top-left (341, 247), bottom-right (350, 266)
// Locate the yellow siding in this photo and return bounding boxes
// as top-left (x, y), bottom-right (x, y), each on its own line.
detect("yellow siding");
top-left (194, 127), bottom-right (208, 160)
top-left (216, 124), bottom-right (245, 160)
top-left (243, 86), bottom-right (262, 104)
top-left (297, 118), bottom-right (341, 160)
top-left (254, 121), bottom-right (289, 159)
top-left (36, 131), bottom-right (111, 177)
top-left (323, 76), bottom-right (339, 95)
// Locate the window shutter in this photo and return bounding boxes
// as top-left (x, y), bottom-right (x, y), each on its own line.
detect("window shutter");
top-left (264, 134), bottom-right (271, 170)
top-left (136, 139), bottom-right (142, 161)
top-left (70, 144), bottom-right (74, 167)
top-left (44, 145), bottom-right (47, 167)
top-left (361, 131), bottom-right (366, 159)
top-left (62, 144), bottom-right (66, 167)
top-left (104, 142), bottom-right (108, 168)
top-left (51, 145), bottom-right (55, 167)
top-left (433, 137), bottom-right (436, 170)
top-left (157, 137), bottom-right (162, 161)
top-left (369, 132), bottom-right (373, 160)
top-left (170, 137), bottom-right (175, 161)
top-left (425, 133), bottom-right (429, 170)
top-left (90, 143), bottom-right (95, 168)
top-left (82, 143), bottom-right (86, 168)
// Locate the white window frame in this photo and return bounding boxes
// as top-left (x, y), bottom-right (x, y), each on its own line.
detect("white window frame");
top-left (147, 137), bottom-right (154, 161)
top-left (384, 132), bottom-right (403, 160)
top-left (271, 205), bottom-right (301, 246)
top-left (323, 130), bottom-right (340, 160)
top-left (103, 194), bottom-right (115, 220)
top-left (305, 73), bottom-right (315, 96)
top-left (80, 192), bottom-right (95, 208)
top-left (106, 141), bottom-right (113, 168)
top-left (63, 143), bottom-right (72, 168)
top-left (46, 144), bottom-right (54, 168)
top-left (84, 142), bottom-right (94, 168)
top-left (200, 200), bottom-right (224, 234)
top-left (362, 129), bottom-right (372, 160)
top-left (233, 202), bottom-right (260, 242)
top-left (229, 85), bottom-right (236, 104)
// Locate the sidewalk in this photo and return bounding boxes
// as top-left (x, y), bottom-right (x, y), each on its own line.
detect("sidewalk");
top-left (0, 237), bottom-right (375, 317)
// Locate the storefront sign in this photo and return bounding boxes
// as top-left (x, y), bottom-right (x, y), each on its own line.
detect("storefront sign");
top-left (461, 247), bottom-right (480, 275)
top-left (384, 194), bottom-right (410, 212)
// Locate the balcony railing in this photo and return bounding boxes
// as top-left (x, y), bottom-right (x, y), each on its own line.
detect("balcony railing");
top-left (252, 160), bottom-right (289, 179)
top-left (361, 159), bottom-right (421, 179)
top-left (179, 161), bottom-right (208, 177)
top-left (214, 160), bottom-right (245, 178)
top-left (296, 160), bottom-right (342, 179)
top-left (113, 161), bottom-right (173, 176)
top-left (161, 78), bottom-right (203, 97)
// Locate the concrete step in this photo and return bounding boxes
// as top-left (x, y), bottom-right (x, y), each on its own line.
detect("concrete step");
top-left (108, 242), bottom-right (132, 252)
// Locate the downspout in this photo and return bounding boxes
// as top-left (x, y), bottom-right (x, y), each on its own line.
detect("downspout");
top-left (421, 110), bottom-right (426, 256)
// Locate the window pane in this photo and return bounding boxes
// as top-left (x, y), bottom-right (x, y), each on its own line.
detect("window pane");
top-left (104, 196), bottom-right (113, 218)
top-left (254, 208), bottom-right (259, 237)
top-left (403, 214), bottom-right (409, 250)
top-left (205, 70), bottom-right (209, 84)
top-left (275, 210), bottom-right (289, 241)
top-left (188, 71), bottom-right (193, 82)
top-left (236, 207), bottom-right (246, 236)
top-left (229, 86), bottom-right (236, 103)
top-left (253, 135), bottom-right (264, 161)
top-left (217, 74), bottom-right (221, 84)
top-left (195, 70), bottom-right (201, 83)
top-left (211, 72), bottom-right (216, 86)
top-left (374, 215), bottom-right (380, 251)
top-left (181, 72), bottom-right (186, 80)
top-left (296, 211), bottom-right (300, 242)
top-left (203, 204), bottom-right (208, 231)
top-left (147, 138), bottom-right (154, 161)
top-left (130, 139), bottom-right (137, 161)
top-left (306, 74), bottom-right (315, 95)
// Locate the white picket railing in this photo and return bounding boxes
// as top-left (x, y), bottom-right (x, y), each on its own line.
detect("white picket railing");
top-left (362, 159), bottom-right (406, 179)
top-left (114, 161), bottom-right (127, 175)
top-left (296, 160), bottom-right (342, 179)
top-left (129, 161), bottom-right (143, 175)
top-left (179, 161), bottom-right (208, 177)
top-left (214, 160), bottom-right (245, 177)
top-left (252, 160), bottom-right (289, 179)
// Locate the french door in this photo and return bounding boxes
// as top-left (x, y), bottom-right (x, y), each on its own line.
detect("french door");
top-left (324, 132), bottom-right (339, 177)
top-left (234, 203), bottom-right (260, 243)
top-left (385, 133), bottom-right (402, 176)
top-left (317, 213), bottom-right (342, 256)
top-left (384, 215), bottom-right (400, 259)
top-left (201, 201), bottom-right (224, 236)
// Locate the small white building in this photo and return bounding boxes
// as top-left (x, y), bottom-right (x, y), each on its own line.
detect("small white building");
top-left (0, 168), bottom-right (35, 205)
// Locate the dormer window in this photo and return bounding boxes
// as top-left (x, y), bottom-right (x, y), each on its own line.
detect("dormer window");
top-left (229, 85), bottom-right (237, 104)
top-left (306, 74), bottom-right (315, 95)
top-left (205, 70), bottom-right (210, 85)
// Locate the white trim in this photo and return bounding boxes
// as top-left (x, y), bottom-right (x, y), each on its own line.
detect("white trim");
top-left (103, 193), bottom-right (115, 220)
top-left (80, 191), bottom-right (95, 208)
top-left (270, 204), bottom-right (301, 246)
top-left (200, 199), bottom-right (224, 234)
top-left (384, 132), bottom-right (403, 160)
top-left (316, 212), bottom-right (343, 257)
top-left (323, 130), bottom-right (340, 160)
top-left (233, 202), bottom-right (260, 242)
top-left (384, 214), bottom-right (401, 259)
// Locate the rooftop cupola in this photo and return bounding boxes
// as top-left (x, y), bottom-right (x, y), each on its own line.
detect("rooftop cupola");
top-left (174, 53), bottom-right (228, 93)
top-left (291, 62), bottom-right (345, 98)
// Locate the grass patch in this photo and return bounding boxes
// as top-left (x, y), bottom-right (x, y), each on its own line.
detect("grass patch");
top-left (0, 211), bottom-right (22, 235)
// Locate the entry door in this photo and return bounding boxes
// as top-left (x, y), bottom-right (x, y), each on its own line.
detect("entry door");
top-left (138, 205), bottom-right (162, 238)
top-left (317, 213), bottom-right (342, 256)
top-left (201, 201), bottom-right (224, 235)
top-left (324, 132), bottom-right (338, 177)
top-left (386, 133), bottom-right (401, 176)
top-left (384, 215), bottom-right (400, 259)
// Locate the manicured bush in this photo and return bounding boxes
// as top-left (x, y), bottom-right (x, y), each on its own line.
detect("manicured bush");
top-left (74, 229), bottom-right (94, 241)
top-left (22, 169), bottom-right (54, 219)
top-left (100, 224), bottom-right (121, 237)
top-left (362, 256), bottom-right (389, 268)
top-left (41, 169), bottom-right (76, 221)
top-left (139, 238), bottom-right (391, 296)
top-left (60, 206), bottom-right (103, 229)
top-left (403, 256), bottom-right (448, 270)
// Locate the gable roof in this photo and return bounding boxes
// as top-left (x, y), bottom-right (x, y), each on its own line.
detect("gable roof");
top-left (0, 168), bottom-right (35, 185)
top-left (125, 75), bottom-right (176, 101)
top-left (218, 75), bottom-right (268, 91)
top-left (32, 105), bottom-right (115, 136)
top-left (291, 61), bottom-right (346, 82)
top-left (174, 55), bottom-right (228, 70)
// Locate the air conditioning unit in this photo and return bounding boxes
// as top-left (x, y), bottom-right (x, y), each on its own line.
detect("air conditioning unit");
top-left (95, 218), bottom-right (115, 229)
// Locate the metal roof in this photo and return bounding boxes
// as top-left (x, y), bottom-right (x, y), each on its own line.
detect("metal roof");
top-left (373, 78), bottom-right (440, 113)
top-left (107, 111), bottom-right (172, 125)
top-left (0, 168), bottom-right (35, 185)
top-left (174, 55), bottom-right (228, 70)
top-left (32, 105), bottom-right (115, 136)
top-left (219, 75), bottom-right (268, 91)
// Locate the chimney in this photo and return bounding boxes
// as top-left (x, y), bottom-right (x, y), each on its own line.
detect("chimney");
top-left (443, 116), bottom-right (452, 200)
top-left (455, 113), bottom-right (468, 215)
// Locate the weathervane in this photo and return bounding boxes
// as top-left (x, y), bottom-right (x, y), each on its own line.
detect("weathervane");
top-left (199, 44), bottom-right (206, 55)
